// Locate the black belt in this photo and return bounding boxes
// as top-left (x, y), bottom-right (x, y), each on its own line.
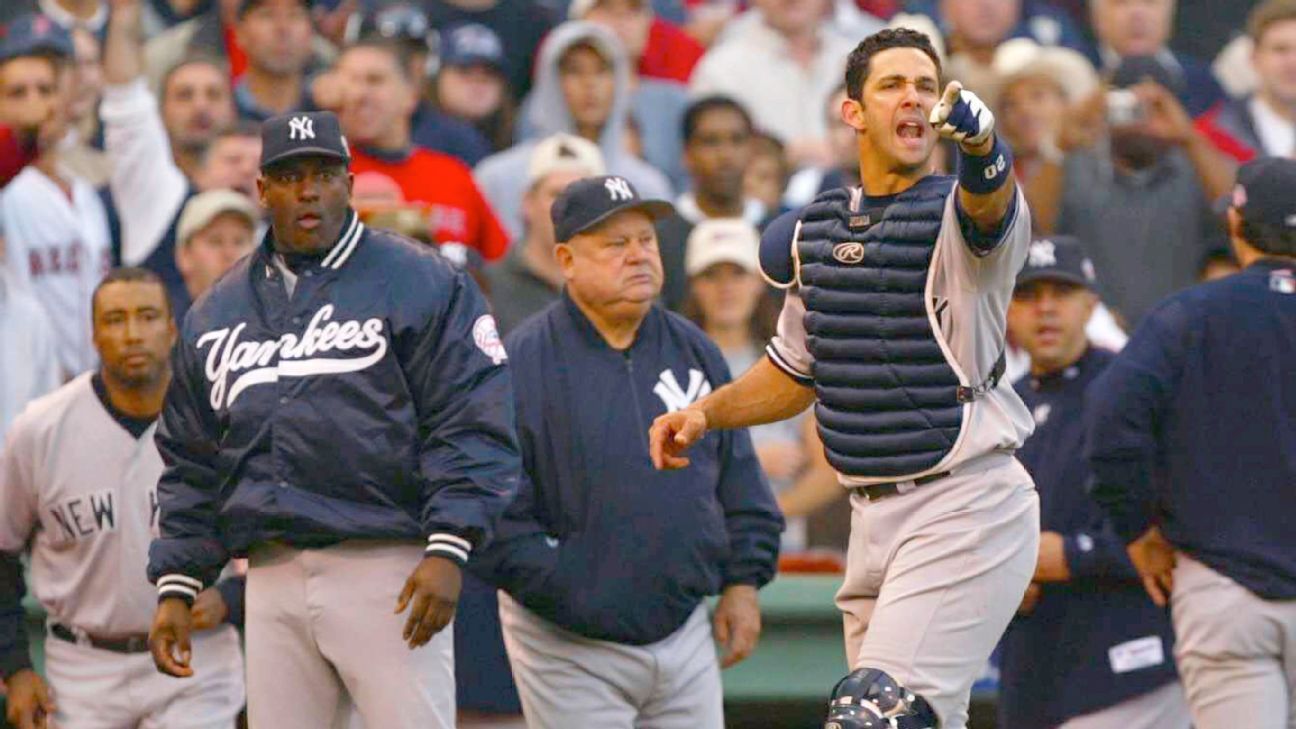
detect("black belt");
top-left (853, 470), bottom-right (951, 502)
top-left (49, 623), bottom-right (150, 654)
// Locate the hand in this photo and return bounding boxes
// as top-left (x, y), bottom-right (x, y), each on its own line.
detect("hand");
top-left (1131, 82), bottom-right (1194, 145)
top-left (150, 597), bottom-right (195, 677)
top-left (1017, 583), bottom-right (1042, 616)
top-left (396, 555), bottom-right (462, 648)
top-left (1033, 532), bottom-right (1072, 583)
top-left (313, 0), bottom-right (358, 47)
top-left (106, 0), bottom-right (142, 27)
top-left (712, 584), bottom-right (761, 668)
top-left (4, 669), bottom-right (54, 729)
top-left (190, 587), bottom-right (228, 631)
top-left (648, 409), bottom-right (708, 470)
top-left (1127, 527), bottom-right (1176, 607)
top-left (311, 71), bottom-right (343, 112)
top-left (929, 81), bottom-right (996, 152)
top-left (756, 441), bottom-right (804, 481)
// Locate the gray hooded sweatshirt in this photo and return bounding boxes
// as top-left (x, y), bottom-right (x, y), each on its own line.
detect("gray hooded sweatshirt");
top-left (473, 22), bottom-right (674, 239)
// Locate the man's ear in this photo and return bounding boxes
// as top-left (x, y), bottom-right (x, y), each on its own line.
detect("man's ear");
top-left (554, 242), bottom-right (575, 280)
top-left (841, 96), bottom-right (866, 133)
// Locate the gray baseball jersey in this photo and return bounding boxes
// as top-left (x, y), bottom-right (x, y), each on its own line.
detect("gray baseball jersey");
top-left (0, 373), bottom-right (162, 635)
top-left (769, 187), bottom-right (1036, 486)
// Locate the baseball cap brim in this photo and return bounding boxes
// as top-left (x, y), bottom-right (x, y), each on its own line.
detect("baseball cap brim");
top-left (1014, 268), bottom-right (1094, 290)
top-left (564, 199), bottom-right (676, 240)
top-left (260, 147), bottom-right (350, 170)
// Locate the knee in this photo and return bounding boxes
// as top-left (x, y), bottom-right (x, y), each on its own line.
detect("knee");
top-left (823, 667), bottom-right (940, 729)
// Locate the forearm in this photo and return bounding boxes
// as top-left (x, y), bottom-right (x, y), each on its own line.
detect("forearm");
top-left (1183, 132), bottom-right (1237, 202)
top-left (956, 134), bottom-right (1017, 234)
top-left (693, 357), bottom-right (815, 431)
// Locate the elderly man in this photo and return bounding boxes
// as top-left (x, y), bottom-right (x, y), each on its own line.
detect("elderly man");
top-left (473, 175), bottom-right (783, 729)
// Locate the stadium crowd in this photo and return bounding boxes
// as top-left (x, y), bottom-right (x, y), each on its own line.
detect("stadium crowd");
top-left (0, 0), bottom-right (1293, 727)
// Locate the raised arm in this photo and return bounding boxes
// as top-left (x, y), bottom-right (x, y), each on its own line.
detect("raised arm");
top-left (930, 82), bottom-right (1019, 241)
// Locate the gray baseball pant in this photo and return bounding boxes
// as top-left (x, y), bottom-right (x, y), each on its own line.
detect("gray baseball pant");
top-left (1172, 552), bottom-right (1296, 729)
top-left (1058, 680), bottom-right (1191, 729)
top-left (244, 540), bottom-right (456, 729)
top-left (836, 452), bottom-right (1039, 729)
top-left (498, 592), bottom-right (723, 729)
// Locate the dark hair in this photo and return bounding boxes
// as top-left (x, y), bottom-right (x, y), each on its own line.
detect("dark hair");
top-left (197, 120), bottom-right (260, 168)
top-left (844, 28), bottom-right (942, 102)
top-left (92, 267), bottom-right (171, 320)
top-left (1241, 218), bottom-right (1296, 257)
top-left (681, 95), bottom-right (754, 144)
top-left (680, 283), bottom-right (780, 346)
top-left (160, 53), bottom-right (230, 101)
top-left (1249, 0), bottom-right (1296, 43)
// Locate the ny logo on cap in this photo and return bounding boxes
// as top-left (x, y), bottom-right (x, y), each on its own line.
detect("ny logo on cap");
top-left (605, 177), bottom-right (633, 202)
top-left (289, 116), bottom-right (315, 141)
top-left (1028, 240), bottom-right (1057, 267)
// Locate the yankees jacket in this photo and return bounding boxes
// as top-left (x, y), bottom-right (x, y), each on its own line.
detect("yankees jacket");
top-left (470, 292), bottom-right (783, 645)
top-left (147, 212), bottom-right (521, 602)
top-left (998, 348), bottom-right (1177, 729)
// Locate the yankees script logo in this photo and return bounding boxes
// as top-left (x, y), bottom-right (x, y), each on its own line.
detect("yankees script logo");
top-left (653, 368), bottom-right (712, 412)
top-left (198, 305), bottom-right (387, 409)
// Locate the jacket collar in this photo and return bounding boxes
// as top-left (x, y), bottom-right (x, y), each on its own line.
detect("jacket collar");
top-left (258, 210), bottom-right (365, 272)
top-left (559, 288), bottom-right (658, 353)
top-left (1029, 346), bottom-right (1104, 392)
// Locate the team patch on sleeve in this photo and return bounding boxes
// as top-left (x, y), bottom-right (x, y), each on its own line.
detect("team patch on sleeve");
top-left (473, 315), bottom-right (508, 364)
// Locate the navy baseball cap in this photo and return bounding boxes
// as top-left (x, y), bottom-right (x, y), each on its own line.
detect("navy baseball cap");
top-left (439, 22), bottom-right (505, 71)
top-left (1230, 157), bottom-right (1296, 231)
top-left (259, 111), bottom-right (350, 169)
top-left (1109, 55), bottom-right (1184, 94)
top-left (349, 4), bottom-right (434, 49)
top-left (0, 14), bottom-right (73, 64)
top-left (1015, 236), bottom-right (1097, 290)
top-left (551, 175), bottom-right (675, 243)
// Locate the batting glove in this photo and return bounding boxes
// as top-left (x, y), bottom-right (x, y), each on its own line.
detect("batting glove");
top-left (929, 81), bottom-right (995, 148)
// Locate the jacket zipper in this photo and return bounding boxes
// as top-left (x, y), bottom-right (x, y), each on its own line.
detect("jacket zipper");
top-left (624, 351), bottom-right (649, 453)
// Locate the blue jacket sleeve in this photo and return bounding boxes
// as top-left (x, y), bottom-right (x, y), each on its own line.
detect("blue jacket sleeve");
top-left (702, 346), bottom-right (784, 587)
top-left (214, 574), bottom-right (246, 627)
top-left (403, 270), bottom-right (521, 566)
top-left (1062, 515), bottom-right (1140, 583)
top-left (148, 335), bottom-right (230, 604)
top-left (0, 552), bottom-right (31, 679)
top-left (1085, 302), bottom-right (1189, 544)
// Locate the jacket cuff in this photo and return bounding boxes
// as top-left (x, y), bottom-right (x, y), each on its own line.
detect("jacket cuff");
top-left (0, 643), bottom-right (32, 681)
top-left (215, 575), bottom-right (246, 627)
top-left (156, 573), bottom-right (203, 605)
top-left (425, 533), bottom-right (472, 567)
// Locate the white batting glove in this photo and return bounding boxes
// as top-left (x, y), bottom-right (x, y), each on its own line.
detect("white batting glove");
top-left (929, 81), bottom-right (995, 148)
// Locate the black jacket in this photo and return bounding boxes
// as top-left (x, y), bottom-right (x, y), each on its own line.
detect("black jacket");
top-left (471, 293), bottom-right (783, 645)
top-left (148, 213), bottom-right (520, 601)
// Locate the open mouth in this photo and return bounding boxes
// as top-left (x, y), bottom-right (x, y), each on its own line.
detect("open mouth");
top-left (896, 120), bottom-right (927, 145)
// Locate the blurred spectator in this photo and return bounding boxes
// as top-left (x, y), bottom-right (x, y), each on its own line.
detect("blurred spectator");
top-left (101, 0), bottom-right (259, 311)
top-left (1197, 0), bottom-right (1296, 162)
top-left (430, 21), bottom-right (516, 155)
top-left (783, 84), bottom-right (859, 209)
top-left (743, 131), bottom-right (791, 216)
top-left (690, 0), bottom-right (854, 168)
top-left (474, 22), bottom-right (672, 239)
top-left (425, 0), bottom-right (557, 101)
top-left (140, 0), bottom-right (214, 37)
top-left (337, 40), bottom-right (510, 260)
top-left (158, 54), bottom-right (235, 180)
top-left (144, 0), bottom-right (336, 93)
top-left (905, 0), bottom-right (1092, 59)
top-left (0, 265), bottom-right (60, 442)
top-left (60, 27), bottom-right (111, 186)
top-left (677, 96), bottom-right (766, 226)
top-left (231, 0), bottom-right (314, 121)
top-left (343, 6), bottom-right (493, 165)
top-left (0, 14), bottom-right (112, 378)
top-left (719, 0), bottom-right (885, 51)
top-left (1000, 236), bottom-right (1188, 729)
top-left (1198, 247), bottom-right (1240, 282)
top-left (1, 0), bottom-right (110, 37)
top-left (680, 218), bottom-right (833, 551)
top-left (991, 39), bottom-right (1098, 232)
top-left (484, 133), bottom-right (604, 334)
top-left (1090, 0), bottom-right (1224, 117)
top-left (1038, 57), bottom-right (1237, 325)
top-left (570, 0), bottom-right (703, 84)
top-left (171, 188), bottom-right (257, 317)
